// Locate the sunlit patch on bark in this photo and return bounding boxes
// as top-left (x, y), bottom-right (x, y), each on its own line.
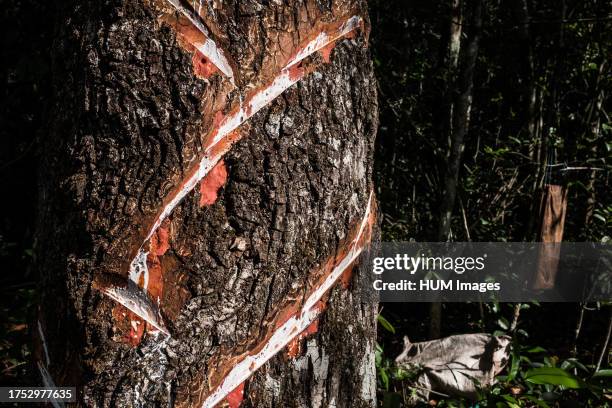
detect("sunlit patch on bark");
top-left (133, 12), bottom-right (364, 264)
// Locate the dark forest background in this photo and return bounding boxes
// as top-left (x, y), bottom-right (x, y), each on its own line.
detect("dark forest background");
top-left (373, 0), bottom-right (610, 243)
top-left (370, 0), bottom-right (611, 406)
top-left (1, 0), bottom-right (610, 406)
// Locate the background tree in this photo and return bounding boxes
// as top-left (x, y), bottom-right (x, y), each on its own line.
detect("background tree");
top-left (431, 0), bottom-right (482, 339)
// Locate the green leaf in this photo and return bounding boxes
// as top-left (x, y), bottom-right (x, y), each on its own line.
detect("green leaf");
top-left (523, 395), bottom-right (550, 408)
top-left (500, 395), bottom-right (520, 408)
top-left (586, 62), bottom-right (598, 70)
top-left (497, 317), bottom-right (509, 330)
top-left (380, 367), bottom-right (390, 390)
top-left (525, 346), bottom-right (547, 353)
top-left (560, 358), bottom-right (588, 373)
top-left (382, 391), bottom-right (402, 408)
top-left (593, 369), bottom-right (612, 378)
top-left (509, 136), bottom-right (522, 145)
top-left (377, 314), bottom-right (396, 334)
top-left (507, 348), bottom-right (520, 381)
top-left (593, 213), bottom-right (607, 223)
top-left (524, 367), bottom-right (585, 389)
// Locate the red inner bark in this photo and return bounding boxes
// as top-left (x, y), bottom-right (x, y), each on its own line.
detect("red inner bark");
top-left (224, 382), bottom-right (245, 408)
top-left (199, 160), bottom-right (228, 207)
top-left (193, 52), bottom-right (219, 79)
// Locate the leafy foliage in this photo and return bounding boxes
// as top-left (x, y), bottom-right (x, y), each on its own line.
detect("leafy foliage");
top-left (376, 309), bottom-right (612, 407)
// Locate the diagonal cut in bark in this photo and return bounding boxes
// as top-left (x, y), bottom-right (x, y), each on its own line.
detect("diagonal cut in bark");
top-left (164, 0), bottom-right (236, 82)
top-left (190, 191), bottom-right (376, 408)
top-left (113, 14), bottom-right (365, 331)
top-left (37, 320), bottom-right (51, 367)
top-left (139, 13), bottom-right (364, 252)
top-left (94, 275), bottom-right (169, 335)
top-left (286, 317), bottom-right (320, 358)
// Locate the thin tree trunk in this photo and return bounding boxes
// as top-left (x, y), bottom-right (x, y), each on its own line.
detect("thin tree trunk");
top-left (509, 304), bottom-right (522, 334)
top-left (584, 62), bottom-right (606, 227)
top-left (572, 304), bottom-right (585, 357)
top-left (35, 0), bottom-right (378, 406)
top-left (595, 311), bottom-right (612, 372)
top-left (431, 0), bottom-right (481, 340)
top-left (527, 0), bottom-right (570, 241)
top-left (516, 0), bottom-right (536, 149)
top-left (515, 0), bottom-right (540, 242)
top-left (448, 0), bottom-right (463, 70)
top-left (438, 0), bottom-right (482, 241)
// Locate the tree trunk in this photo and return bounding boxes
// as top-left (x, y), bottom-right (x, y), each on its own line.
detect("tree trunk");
top-left (35, 0), bottom-right (378, 406)
top-left (516, 0), bottom-right (536, 147)
top-left (448, 0), bottom-right (463, 69)
top-left (430, 0), bottom-right (481, 340)
top-left (514, 0), bottom-right (541, 242)
top-left (437, 0), bottom-right (482, 241)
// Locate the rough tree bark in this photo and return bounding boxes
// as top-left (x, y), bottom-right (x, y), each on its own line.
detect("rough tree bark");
top-left (35, 0), bottom-right (378, 406)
